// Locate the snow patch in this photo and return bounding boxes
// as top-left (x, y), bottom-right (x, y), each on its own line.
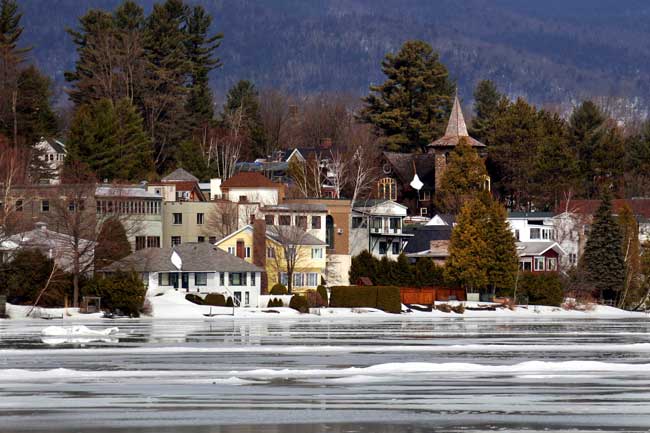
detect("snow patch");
top-left (41, 325), bottom-right (119, 337)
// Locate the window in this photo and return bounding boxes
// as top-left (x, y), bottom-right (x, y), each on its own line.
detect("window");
top-left (245, 247), bottom-right (251, 258)
top-left (379, 241), bottom-right (388, 255)
top-left (280, 272), bottom-right (289, 286)
top-left (15, 199), bottom-right (23, 212)
top-left (197, 236), bottom-right (205, 243)
top-left (287, 246), bottom-right (297, 261)
top-left (391, 242), bottom-right (400, 255)
top-left (220, 272), bottom-right (225, 285)
top-left (534, 256), bottom-right (545, 271)
top-left (136, 236), bottom-right (146, 250)
top-left (195, 272), bottom-right (207, 286)
top-left (171, 236), bottom-right (181, 246)
top-left (378, 177), bottom-right (397, 200)
top-left (250, 272), bottom-right (256, 286)
top-left (229, 272), bottom-right (245, 286)
top-left (515, 229), bottom-right (520, 241)
top-left (352, 216), bottom-right (364, 229)
top-left (372, 217), bottom-right (383, 231)
top-left (142, 272), bottom-right (149, 287)
top-left (147, 236), bottom-right (161, 248)
top-left (227, 246), bottom-right (235, 255)
top-left (49, 154), bottom-right (54, 161)
top-left (173, 213), bottom-right (182, 225)
top-left (169, 273), bottom-right (179, 288)
top-left (196, 213), bottom-right (204, 225)
top-left (293, 272), bottom-right (304, 287)
top-left (279, 215), bottom-right (291, 225)
top-left (267, 247), bottom-right (276, 258)
top-left (547, 258), bottom-right (557, 271)
top-left (245, 291), bottom-right (250, 306)
top-left (239, 195), bottom-right (248, 202)
top-left (389, 217), bottom-right (401, 233)
top-left (307, 272), bottom-right (318, 287)
top-left (311, 216), bottom-right (321, 229)
top-left (530, 228), bottom-right (541, 239)
top-left (265, 214), bottom-right (275, 225)
top-left (296, 215), bottom-right (307, 229)
top-left (420, 208), bottom-right (428, 217)
top-left (311, 248), bottom-right (323, 259)
top-left (158, 273), bottom-right (170, 286)
top-left (569, 253), bottom-right (577, 265)
top-left (41, 200), bottom-right (49, 212)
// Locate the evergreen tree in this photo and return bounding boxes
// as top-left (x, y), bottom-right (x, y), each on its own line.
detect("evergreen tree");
top-left (481, 192), bottom-right (518, 294)
top-left (349, 250), bottom-right (377, 284)
top-left (185, 4), bottom-right (222, 125)
top-left (175, 139), bottom-right (211, 180)
top-left (95, 217), bottom-right (132, 270)
top-left (222, 80), bottom-right (267, 158)
top-left (66, 98), bottom-right (153, 181)
top-left (414, 258), bottom-right (444, 287)
top-left (444, 196), bottom-right (489, 292)
top-left (16, 66), bottom-right (58, 146)
top-left (437, 137), bottom-right (488, 213)
top-left (360, 40), bottom-right (454, 152)
top-left (582, 192), bottom-right (625, 301)
top-left (394, 253), bottom-right (414, 286)
top-left (625, 120), bottom-right (650, 197)
top-left (470, 79), bottom-right (504, 146)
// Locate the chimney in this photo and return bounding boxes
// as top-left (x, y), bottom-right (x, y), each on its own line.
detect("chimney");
top-left (321, 137), bottom-right (332, 150)
top-left (252, 218), bottom-right (268, 294)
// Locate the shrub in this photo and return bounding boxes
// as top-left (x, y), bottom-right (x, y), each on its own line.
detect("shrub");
top-left (436, 303), bottom-right (452, 313)
top-left (516, 272), bottom-right (564, 307)
top-left (204, 293), bottom-right (226, 306)
top-left (270, 283), bottom-right (288, 295)
top-left (185, 294), bottom-right (206, 305)
top-left (225, 296), bottom-right (234, 307)
top-left (289, 294), bottom-right (309, 313)
top-left (329, 286), bottom-right (401, 313)
top-left (317, 285), bottom-right (328, 306)
top-left (451, 304), bottom-right (465, 314)
top-left (305, 290), bottom-right (325, 308)
top-left (267, 298), bottom-right (284, 308)
top-left (83, 271), bottom-right (146, 317)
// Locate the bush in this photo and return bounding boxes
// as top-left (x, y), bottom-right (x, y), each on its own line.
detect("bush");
top-left (83, 271), bottom-right (146, 317)
top-left (204, 293), bottom-right (226, 306)
top-left (317, 285), bottom-right (328, 306)
top-left (185, 294), bottom-right (206, 305)
top-left (225, 296), bottom-right (234, 307)
top-left (436, 303), bottom-right (452, 313)
top-left (289, 294), bottom-right (309, 313)
top-left (452, 304), bottom-right (465, 314)
top-left (329, 286), bottom-right (401, 314)
top-left (267, 298), bottom-right (283, 308)
top-left (305, 290), bottom-right (325, 308)
top-left (270, 283), bottom-right (288, 295)
top-left (517, 272), bottom-right (564, 306)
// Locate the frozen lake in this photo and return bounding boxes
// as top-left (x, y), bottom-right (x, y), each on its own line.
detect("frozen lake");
top-left (1, 316), bottom-right (650, 432)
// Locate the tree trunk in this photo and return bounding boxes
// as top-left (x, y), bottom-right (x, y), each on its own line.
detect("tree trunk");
top-left (11, 89), bottom-right (17, 147)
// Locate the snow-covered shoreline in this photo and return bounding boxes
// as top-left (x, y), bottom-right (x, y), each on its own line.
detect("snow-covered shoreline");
top-left (3, 290), bottom-right (648, 320)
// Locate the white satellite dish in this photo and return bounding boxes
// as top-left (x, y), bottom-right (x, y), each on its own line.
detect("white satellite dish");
top-left (171, 251), bottom-right (182, 270)
top-left (410, 173), bottom-right (424, 191)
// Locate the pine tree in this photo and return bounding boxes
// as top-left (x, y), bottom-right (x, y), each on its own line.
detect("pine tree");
top-left (414, 258), bottom-right (444, 287)
top-left (222, 80), bottom-right (267, 158)
top-left (437, 137), bottom-right (488, 213)
top-left (185, 4), bottom-right (222, 126)
top-left (481, 192), bottom-right (518, 294)
top-left (470, 80), bottom-right (504, 146)
top-left (394, 253), bottom-right (414, 286)
top-left (444, 197), bottom-right (489, 292)
top-left (95, 217), bottom-right (132, 270)
top-left (359, 40), bottom-right (454, 152)
top-left (16, 66), bottom-right (58, 146)
top-left (349, 250), bottom-right (377, 284)
top-left (582, 192), bottom-right (625, 301)
top-left (66, 98), bottom-right (153, 182)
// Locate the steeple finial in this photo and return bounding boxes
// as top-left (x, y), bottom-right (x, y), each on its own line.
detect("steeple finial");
top-left (445, 91), bottom-right (469, 137)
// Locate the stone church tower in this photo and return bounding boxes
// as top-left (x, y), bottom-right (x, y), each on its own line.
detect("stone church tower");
top-left (428, 94), bottom-right (486, 190)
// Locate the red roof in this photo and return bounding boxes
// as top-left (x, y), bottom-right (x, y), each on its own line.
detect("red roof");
top-left (221, 172), bottom-right (281, 189)
top-left (556, 199), bottom-right (650, 218)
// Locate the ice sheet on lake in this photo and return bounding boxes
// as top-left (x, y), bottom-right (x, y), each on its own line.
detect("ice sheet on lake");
top-left (40, 325), bottom-right (119, 337)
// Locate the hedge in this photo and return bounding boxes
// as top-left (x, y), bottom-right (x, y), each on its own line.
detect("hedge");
top-left (317, 285), bottom-right (328, 306)
top-left (330, 286), bottom-right (401, 314)
top-left (205, 293), bottom-right (226, 306)
top-left (289, 294), bottom-right (309, 313)
top-left (516, 272), bottom-right (564, 306)
top-left (270, 283), bottom-right (288, 295)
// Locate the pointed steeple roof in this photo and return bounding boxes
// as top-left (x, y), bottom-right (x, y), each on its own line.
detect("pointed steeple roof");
top-left (428, 92), bottom-right (485, 149)
top-left (445, 94), bottom-right (469, 137)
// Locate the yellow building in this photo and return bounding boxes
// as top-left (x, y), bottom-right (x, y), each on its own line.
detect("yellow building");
top-left (214, 223), bottom-right (327, 293)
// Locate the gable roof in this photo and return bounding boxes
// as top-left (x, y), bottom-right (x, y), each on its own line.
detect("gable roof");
top-left (214, 225), bottom-right (253, 245)
top-left (162, 168), bottom-right (199, 182)
top-left (516, 241), bottom-right (566, 257)
top-left (101, 242), bottom-right (262, 273)
top-left (403, 226), bottom-right (453, 253)
top-left (428, 94), bottom-right (486, 149)
top-left (382, 152), bottom-right (436, 189)
top-left (221, 172), bottom-right (281, 189)
top-left (43, 137), bottom-right (65, 154)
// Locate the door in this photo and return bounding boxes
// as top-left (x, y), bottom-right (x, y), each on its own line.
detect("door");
top-left (181, 273), bottom-right (189, 291)
top-left (236, 240), bottom-right (245, 259)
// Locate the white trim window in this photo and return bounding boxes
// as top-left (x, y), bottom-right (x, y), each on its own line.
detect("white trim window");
top-left (293, 272), bottom-right (304, 287)
top-left (311, 248), bottom-right (323, 259)
top-left (267, 247), bottom-right (276, 258)
top-left (227, 246), bottom-right (235, 255)
top-left (534, 256), bottom-right (545, 271)
top-left (530, 228), bottom-right (541, 239)
top-left (280, 272), bottom-right (289, 286)
top-left (245, 247), bottom-right (251, 258)
top-left (547, 257), bottom-right (557, 271)
top-left (307, 272), bottom-right (318, 287)
top-left (195, 272), bottom-right (207, 286)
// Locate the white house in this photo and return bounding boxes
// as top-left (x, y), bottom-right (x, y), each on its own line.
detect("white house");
top-left (101, 242), bottom-right (263, 307)
top-left (219, 172), bottom-right (284, 206)
top-left (350, 199), bottom-right (413, 258)
top-left (507, 212), bottom-right (567, 271)
top-left (35, 137), bottom-right (66, 184)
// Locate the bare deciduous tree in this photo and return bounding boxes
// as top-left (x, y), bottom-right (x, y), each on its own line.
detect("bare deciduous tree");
top-left (266, 224), bottom-right (314, 294)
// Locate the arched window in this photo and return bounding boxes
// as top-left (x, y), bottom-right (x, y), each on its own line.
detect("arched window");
top-left (378, 177), bottom-right (397, 201)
